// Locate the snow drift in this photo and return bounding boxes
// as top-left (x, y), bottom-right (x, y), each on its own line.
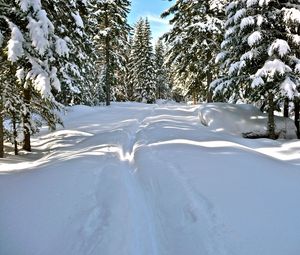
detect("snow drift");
top-left (199, 103), bottom-right (297, 139)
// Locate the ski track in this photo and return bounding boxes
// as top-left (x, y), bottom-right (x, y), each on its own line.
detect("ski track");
top-left (2, 104), bottom-right (299, 255)
top-left (70, 104), bottom-right (230, 255)
top-left (71, 105), bottom-right (160, 255)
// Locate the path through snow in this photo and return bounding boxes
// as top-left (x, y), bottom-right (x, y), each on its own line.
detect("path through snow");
top-left (1, 103), bottom-right (300, 255)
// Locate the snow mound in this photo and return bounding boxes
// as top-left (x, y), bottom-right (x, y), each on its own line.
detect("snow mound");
top-left (199, 103), bottom-right (297, 139)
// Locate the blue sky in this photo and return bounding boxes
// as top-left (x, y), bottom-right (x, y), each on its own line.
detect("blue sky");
top-left (128, 0), bottom-right (173, 43)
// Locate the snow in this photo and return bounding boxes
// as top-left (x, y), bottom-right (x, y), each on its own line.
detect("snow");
top-left (55, 38), bottom-right (69, 57)
top-left (234, 9), bottom-right (246, 23)
top-left (27, 10), bottom-right (54, 55)
top-left (72, 11), bottom-right (84, 28)
top-left (26, 57), bottom-right (53, 97)
top-left (259, 0), bottom-right (272, 7)
top-left (215, 52), bottom-right (227, 63)
top-left (228, 61), bottom-right (242, 75)
top-left (268, 39), bottom-right (290, 57)
top-left (247, 31), bottom-right (262, 47)
top-left (7, 22), bottom-right (24, 62)
top-left (224, 26), bottom-right (235, 39)
top-left (225, 2), bottom-right (236, 14)
top-left (240, 16), bottom-right (255, 30)
top-left (246, 0), bottom-right (258, 7)
top-left (199, 103), bottom-right (297, 139)
top-left (255, 59), bottom-right (292, 78)
top-left (50, 67), bottom-right (61, 92)
top-left (281, 77), bottom-right (298, 99)
top-left (19, 0), bottom-right (42, 12)
top-left (295, 63), bottom-right (300, 73)
top-left (1, 102), bottom-right (300, 255)
top-left (16, 68), bottom-right (25, 81)
top-left (283, 8), bottom-right (300, 24)
top-left (251, 76), bottom-right (264, 87)
top-left (256, 14), bottom-right (263, 26)
top-left (291, 34), bottom-right (300, 45)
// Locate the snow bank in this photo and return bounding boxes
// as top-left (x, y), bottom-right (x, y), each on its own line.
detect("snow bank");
top-left (199, 103), bottom-right (297, 139)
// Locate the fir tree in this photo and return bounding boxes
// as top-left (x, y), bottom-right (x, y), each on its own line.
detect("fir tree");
top-left (162, 0), bottom-right (227, 103)
top-left (0, 0), bottom-right (62, 154)
top-left (125, 34), bottom-right (135, 100)
top-left (0, 1), bottom-right (28, 156)
top-left (129, 18), bottom-right (156, 103)
top-left (215, 0), bottom-right (300, 139)
top-left (154, 39), bottom-right (171, 99)
top-left (91, 0), bottom-right (131, 106)
top-left (44, 0), bottom-right (89, 105)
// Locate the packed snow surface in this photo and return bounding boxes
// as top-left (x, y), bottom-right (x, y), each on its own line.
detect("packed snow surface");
top-left (1, 102), bottom-right (300, 255)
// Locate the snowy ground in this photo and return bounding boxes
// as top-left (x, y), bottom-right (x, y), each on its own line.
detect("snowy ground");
top-left (1, 102), bottom-right (300, 255)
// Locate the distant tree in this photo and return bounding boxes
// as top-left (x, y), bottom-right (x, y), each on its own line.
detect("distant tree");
top-left (91, 0), bottom-right (131, 106)
top-left (162, 0), bottom-right (227, 103)
top-left (154, 39), bottom-right (171, 99)
top-left (128, 18), bottom-right (156, 103)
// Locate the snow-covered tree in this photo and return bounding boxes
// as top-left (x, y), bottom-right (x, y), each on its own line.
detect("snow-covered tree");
top-left (128, 18), bottom-right (156, 103)
top-left (0, 0), bottom-right (62, 154)
top-left (162, 0), bottom-right (227, 103)
top-left (214, 0), bottom-right (300, 139)
top-left (154, 39), bottom-right (171, 99)
top-left (42, 0), bottom-right (90, 105)
top-left (125, 35), bottom-right (135, 100)
top-left (113, 44), bottom-right (130, 102)
top-left (91, 0), bottom-right (131, 106)
top-left (0, 1), bottom-right (27, 156)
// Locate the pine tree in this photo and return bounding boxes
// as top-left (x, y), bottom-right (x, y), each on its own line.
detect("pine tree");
top-left (91, 0), bottom-right (131, 106)
top-left (215, 0), bottom-right (300, 139)
top-left (0, 1), bottom-right (27, 156)
top-left (154, 39), bottom-right (171, 99)
top-left (43, 1), bottom-right (84, 105)
top-left (162, 0), bottom-right (227, 103)
top-left (128, 18), bottom-right (156, 103)
top-left (0, 1), bottom-right (12, 157)
top-left (0, 0), bottom-right (62, 154)
top-left (126, 33), bottom-right (136, 101)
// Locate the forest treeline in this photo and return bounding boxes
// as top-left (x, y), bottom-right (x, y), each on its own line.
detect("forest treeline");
top-left (1, 0), bottom-right (300, 157)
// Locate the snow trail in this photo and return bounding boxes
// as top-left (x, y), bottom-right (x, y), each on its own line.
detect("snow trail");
top-left (1, 103), bottom-right (300, 255)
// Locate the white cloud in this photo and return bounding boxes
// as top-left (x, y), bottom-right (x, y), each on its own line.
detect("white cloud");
top-left (146, 14), bottom-right (170, 25)
top-left (144, 13), bottom-right (172, 43)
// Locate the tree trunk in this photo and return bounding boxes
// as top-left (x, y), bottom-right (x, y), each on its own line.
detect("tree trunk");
top-left (0, 99), bottom-right (4, 158)
top-left (158, 86), bottom-right (161, 99)
top-left (23, 87), bottom-right (31, 152)
top-left (206, 71), bottom-right (213, 103)
top-left (104, 5), bottom-right (111, 106)
top-left (294, 97), bottom-right (300, 139)
top-left (13, 113), bottom-right (18, 155)
top-left (283, 97), bottom-right (289, 118)
top-left (192, 91), bottom-right (196, 105)
top-left (268, 92), bottom-right (276, 139)
top-left (206, 49), bottom-right (213, 103)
